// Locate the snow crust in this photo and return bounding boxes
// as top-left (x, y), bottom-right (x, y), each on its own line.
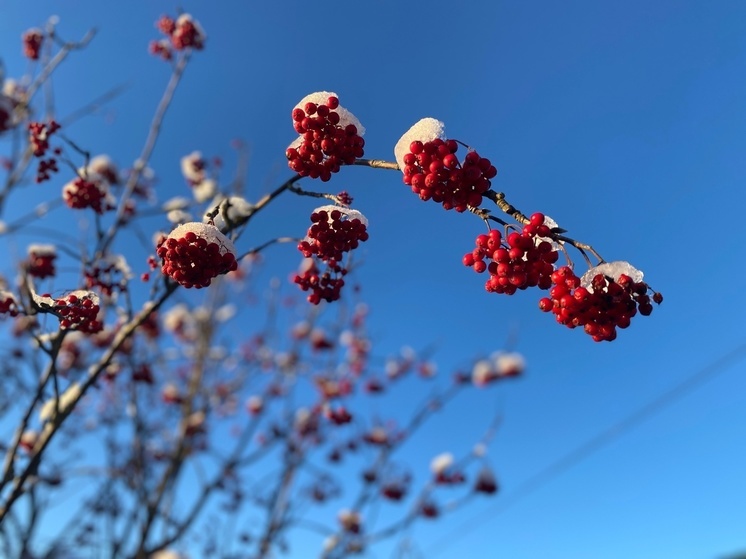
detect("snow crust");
top-left (394, 118), bottom-right (446, 169)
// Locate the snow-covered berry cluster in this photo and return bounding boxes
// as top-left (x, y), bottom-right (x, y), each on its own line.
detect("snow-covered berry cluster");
top-left (286, 92), bottom-right (365, 181)
top-left (463, 213), bottom-right (559, 294)
top-left (35, 291), bottom-right (103, 333)
top-left (294, 206), bottom-right (368, 304)
top-left (0, 290), bottom-right (19, 317)
top-left (157, 222), bottom-right (238, 288)
top-left (149, 14), bottom-right (206, 60)
top-left (538, 262), bottom-right (662, 342)
top-left (298, 207), bottom-right (369, 264)
top-left (62, 177), bottom-right (114, 214)
top-left (26, 244), bottom-right (57, 279)
top-left (22, 28), bottom-right (44, 61)
top-left (395, 118), bottom-right (497, 212)
top-left (180, 151), bottom-right (217, 202)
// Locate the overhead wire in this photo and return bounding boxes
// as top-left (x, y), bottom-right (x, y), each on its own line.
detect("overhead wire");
top-left (427, 340), bottom-right (746, 556)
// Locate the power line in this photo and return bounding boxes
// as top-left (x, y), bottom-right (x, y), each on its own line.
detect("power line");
top-left (428, 340), bottom-right (746, 556)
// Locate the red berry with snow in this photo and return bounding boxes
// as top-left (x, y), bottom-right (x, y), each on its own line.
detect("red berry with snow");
top-left (286, 92), bottom-right (365, 181)
top-left (538, 262), bottom-right (660, 342)
top-left (157, 222), bottom-right (238, 288)
top-left (395, 118), bottom-right (497, 212)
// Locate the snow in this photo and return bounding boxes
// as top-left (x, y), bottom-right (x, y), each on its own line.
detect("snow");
top-left (39, 382), bottom-right (82, 423)
top-left (430, 452), bottom-right (455, 475)
top-left (394, 117), bottom-right (446, 169)
top-left (580, 260), bottom-right (644, 291)
top-left (167, 222), bottom-right (236, 257)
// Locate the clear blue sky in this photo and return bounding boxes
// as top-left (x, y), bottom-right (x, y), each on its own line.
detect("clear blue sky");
top-left (2, 1), bottom-right (746, 558)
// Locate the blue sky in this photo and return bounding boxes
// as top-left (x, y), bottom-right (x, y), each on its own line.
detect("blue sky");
top-left (2, 1), bottom-right (746, 558)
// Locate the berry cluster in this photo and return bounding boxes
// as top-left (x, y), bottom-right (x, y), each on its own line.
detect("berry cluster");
top-left (62, 177), bottom-right (113, 214)
top-left (84, 256), bottom-right (130, 296)
top-left (157, 222), bottom-right (238, 288)
top-left (538, 263), bottom-right (661, 342)
top-left (298, 207), bottom-right (369, 264)
top-left (43, 291), bottom-right (103, 333)
top-left (26, 244), bottom-right (57, 279)
top-left (403, 140), bottom-right (496, 211)
top-left (294, 206), bottom-right (368, 304)
top-left (28, 120), bottom-right (60, 157)
top-left (463, 213), bottom-right (559, 294)
top-left (29, 120), bottom-right (61, 183)
top-left (293, 258), bottom-right (346, 305)
top-left (394, 118), bottom-right (497, 211)
top-left (286, 92), bottom-right (365, 181)
top-left (22, 28), bottom-right (44, 60)
top-left (150, 14), bottom-right (205, 60)
top-left (0, 291), bottom-right (19, 317)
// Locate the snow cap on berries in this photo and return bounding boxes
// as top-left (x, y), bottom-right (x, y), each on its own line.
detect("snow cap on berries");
top-left (309, 204), bottom-right (368, 229)
top-left (430, 452), bottom-right (455, 475)
top-left (181, 151), bottom-right (206, 183)
top-left (294, 91), bottom-right (365, 135)
top-left (85, 155), bottom-right (119, 185)
top-left (495, 352), bottom-right (525, 378)
top-left (580, 261), bottom-right (644, 292)
top-left (28, 243), bottom-right (56, 257)
top-left (394, 118), bottom-right (446, 169)
top-left (159, 222), bottom-right (238, 288)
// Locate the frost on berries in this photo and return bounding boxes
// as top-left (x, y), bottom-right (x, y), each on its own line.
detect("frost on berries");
top-left (286, 92), bottom-right (365, 181)
top-left (395, 118), bottom-right (497, 212)
top-left (157, 222), bottom-right (238, 288)
top-left (294, 206), bottom-right (369, 304)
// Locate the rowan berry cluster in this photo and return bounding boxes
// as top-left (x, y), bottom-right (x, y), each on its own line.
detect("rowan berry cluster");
top-left (402, 140), bottom-right (496, 211)
top-left (293, 258), bottom-right (346, 305)
top-left (286, 93), bottom-right (365, 181)
top-left (463, 213), bottom-right (559, 294)
top-left (46, 291), bottom-right (103, 333)
top-left (294, 206), bottom-right (368, 304)
top-left (538, 263), bottom-right (661, 342)
top-left (149, 13), bottom-right (205, 60)
top-left (395, 118), bottom-right (497, 211)
top-left (62, 177), bottom-right (113, 214)
top-left (22, 28), bottom-right (44, 61)
top-left (298, 207), bottom-right (369, 264)
top-left (28, 120), bottom-right (61, 183)
top-left (157, 222), bottom-right (238, 288)
top-left (26, 244), bottom-right (57, 279)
